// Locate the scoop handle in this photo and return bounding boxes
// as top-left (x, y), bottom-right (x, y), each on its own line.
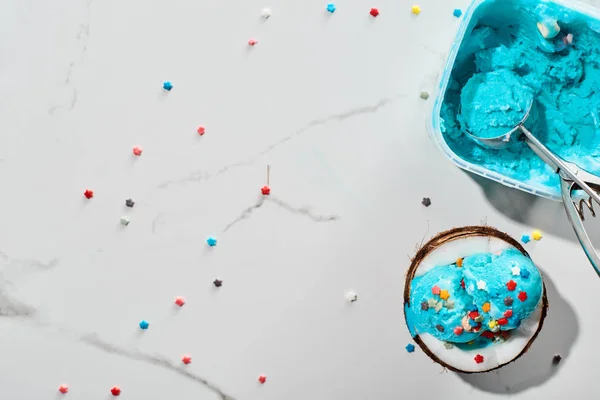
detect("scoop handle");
top-left (560, 178), bottom-right (600, 277)
top-left (519, 125), bottom-right (600, 206)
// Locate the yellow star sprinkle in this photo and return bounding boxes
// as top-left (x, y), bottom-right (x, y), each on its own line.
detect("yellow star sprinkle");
top-left (411, 5), bottom-right (421, 15)
top-left (482, 302), bottom-right (491, 313)
top-left (532, 230), bottom-right (543, 241)
top-left (488, 320), bottom-right (497, 329)
top-left (439, 290), bottom-right (450, 300)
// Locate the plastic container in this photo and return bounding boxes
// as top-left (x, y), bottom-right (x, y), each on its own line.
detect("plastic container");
top-left (428, 0), bottom-right (600, 201)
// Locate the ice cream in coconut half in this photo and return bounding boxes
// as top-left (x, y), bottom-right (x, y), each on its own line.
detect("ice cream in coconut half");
top-left (404, 226), bottom-right (548, 373)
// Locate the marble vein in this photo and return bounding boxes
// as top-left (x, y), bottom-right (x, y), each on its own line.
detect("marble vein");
top-left (157, 96), bottom-right (402, 189)
top-left (49, 0), bottom-right (92, 115)
top-left (80, 334), bottom-right (235, 400)
top-left (223, 196), bottom-right (339, 232)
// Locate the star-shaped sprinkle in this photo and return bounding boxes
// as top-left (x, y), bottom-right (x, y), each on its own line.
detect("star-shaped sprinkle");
top-left (468, 311), bottom-right (479, 320)
top-left (504, 309), bottom-right (513, 318)
top-left (120, 216), bottom-right (130, 226)
top-left (261, 7), bottom-right (272, 18)
top-left (139, 320), bottom-right (149, 330)
top-left (420, 301), bottom-right (429, 311)
top-left (453, 8), bottom-right (462, 17)
top-left (427, 298), bottom-right (437, 308)
top-left (58, 384), bottom-right (69, 394)
top-left (439, 289), bottom-right (450, 300)
top-left (434, 302), bottom-right (443, 313)
top-left (511, 266), bottom-right (521, 276)
top-left (133, 146), bottom-right (143, 156)
top-left (125, 198), bottom-right (135, 207)
top-left (421, 197), bottom-right (431, 207)
top-left (111, 386), bottom-right (121, 396)
top-left (532, 230), bottom-right (543, 241)
top-left (497, 318), bottom-right (508, 326)
top-left (405, 344), bottom-right (415, 353)
top-left (182, 355), bottom-right (192, 365)
top-left (207, 237), bottom-right (218, 247)
top-left (506, 280), bottom-right (517, 291)
top-left (474, 354), bottom-right (484, 364)
top-left (175, 297), bottom-right (185, 307)
top-left (456, 258), bottom-right (463, 267)
top-left (454, 326), bottom-right (463, 335)
top-left (444, 342), bottom-right (454, 349)
top-left (520, 269), bottom-right (530, 279)
top-left (435, 324), bottom-right (445, 332)
top-left (346, 291), bottom-right (358, 303)
top-left (504, 296), bottom-right (514, 306)
top-left (420, 91), bottom-right (430, 100)
top-left (431, 285), bottom-right (441, 295)
top-left (213, 279), bottom-right (223, 288)
top-left (476, 280), bottom-right (487, 290)
top-left (488, 320), bottom-right (497, 329)
top-left (445, 300), bottom-right (455, 309)
top-left (552, 354), bottom-right (562, 365)
top-left (474, 315), bottom-right (484, 323)
top-left (258, 375), bottom-right (267, 384)
top-left (518, 291), bottom-right (528, 301)
top-left (369, 7), bottom-right (379, 17)
top-left (482, 302), bottom-right (490, 313)
top-left (521, 234), bottom-right (531, 243)
top-left (84, 189), bottom-right (94, 199)
top-left (411, 4), bottom-right (421, 15)
top-left (163, 81), bottom-right (173, 91)
top-left (326, 3), bottom-right (336, 13)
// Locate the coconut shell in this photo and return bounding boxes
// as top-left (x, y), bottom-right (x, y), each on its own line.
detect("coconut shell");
top-left (403, 225), bottom-right (549, 373)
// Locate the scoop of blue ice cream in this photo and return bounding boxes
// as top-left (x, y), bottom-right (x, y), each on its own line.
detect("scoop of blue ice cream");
top-left (462, 248), bottom-right (543, 330)
top-left (459, 69), bottom-right (534, 139)
top-left (408, 264), bottom-right (481, 343)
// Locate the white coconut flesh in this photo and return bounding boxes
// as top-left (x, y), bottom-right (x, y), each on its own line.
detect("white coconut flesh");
top-left (411, 235), bottom-right (545, 373)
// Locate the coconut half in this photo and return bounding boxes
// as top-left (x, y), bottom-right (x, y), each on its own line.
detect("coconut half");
top-left (403, 226), bottom-right (548, 373)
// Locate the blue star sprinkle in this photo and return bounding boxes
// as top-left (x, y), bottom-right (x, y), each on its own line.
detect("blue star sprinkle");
top-left (520, 269), bottom-right (530, 279)
top-left (326, 3), bottom-right (336, 13)
top-left (163, 81), bottom-right (173, 91)
top-left (453, 9), bottom-right (462, 18)
top-left (207, 237), bottom-right (218, 247)
top-left (139, 320), bottom-right (150, 330)
top-left (406, 344), bottom-right (415, 353)
top-left (521, 234), bottom-right (531, 244)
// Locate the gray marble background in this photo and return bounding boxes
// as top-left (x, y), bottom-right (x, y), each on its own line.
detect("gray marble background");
top-left (0, 0), bottom-right (598, 398)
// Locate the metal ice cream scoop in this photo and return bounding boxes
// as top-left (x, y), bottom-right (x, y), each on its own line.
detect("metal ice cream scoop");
top-left (461, 100), bottom-right (600, 276)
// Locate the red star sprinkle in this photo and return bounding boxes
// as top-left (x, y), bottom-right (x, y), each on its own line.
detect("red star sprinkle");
top-left (182, 355), bottom-right (192, 365)
top-left (431, 285), bottom-right (441, 295)
top-left (248, 38), bottom-right (258, 46)
top-left (261, 186), bottom-right (271, 195)
top-left (84, 189), bottom-right (94, 199)
top-left (504, 309), bottom-right (513, 318)
top-left (370, 7), bottom-right (379, 17)
top-left (497, 318), bottom-right (508, 326)
top-left (481, 331), bottom-right (494, 339)
top-left (175, 297), bottom-right (185, 307)
top-left (460, 279), bottom-right (465, 289)
top-left (506, 280), bottom-right (517, 291)
top-left (472, 323), bottom-right (481, 332)
top-left (111, 386), bottom-right (121, 396)
top-left (474, 354), bottom-right (484, 364)
top-left (197, 126), bottom-right (205, 136)
top-left (468, 311), bottom-right (479, 320)
top-left (133, 146), bottom-right (143, 156)
top-left (258, 375), bottom-right (267, 384)
top-left (454, 326), bottom-right (463, 335)
top-left (518, 291), bottom-right (528, 301)
top-left (58, 384), bottom-right (69, 394)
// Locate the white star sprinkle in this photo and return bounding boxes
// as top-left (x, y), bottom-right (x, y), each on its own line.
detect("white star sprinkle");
top-left (477, 280), bottom-right (487, 290)
top-left (511, 266), bottom-right (521, 276)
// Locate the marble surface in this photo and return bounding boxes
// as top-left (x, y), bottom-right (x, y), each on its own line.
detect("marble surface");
top-left (1, 0), bottom-right (600, 398)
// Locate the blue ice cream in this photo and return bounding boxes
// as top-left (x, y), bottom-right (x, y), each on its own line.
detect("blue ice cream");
top-left (459, 69), bottom-right (534, 139)
top-left (407, 248), bottom-right (543, 343)
top-left (440, 0), bottom-right (600, 195)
